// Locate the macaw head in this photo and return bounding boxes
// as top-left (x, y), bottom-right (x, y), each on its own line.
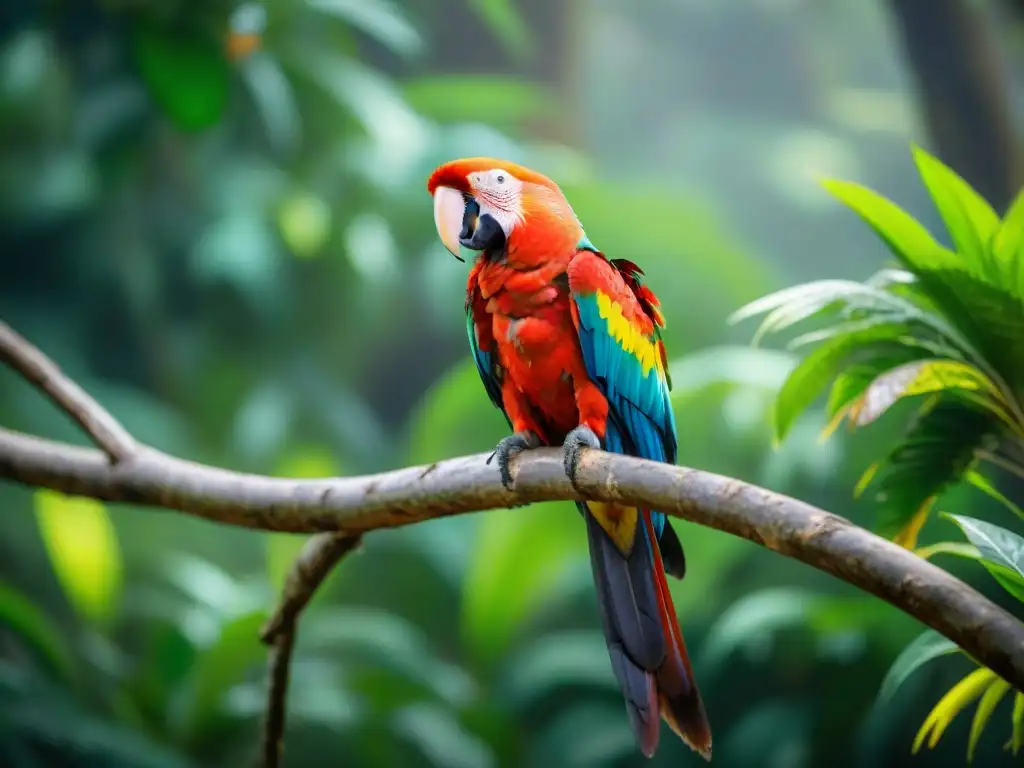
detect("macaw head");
top-left (427, 157), bottom-right (575, 261)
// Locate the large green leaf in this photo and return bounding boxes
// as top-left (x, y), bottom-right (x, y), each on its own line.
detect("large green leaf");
top-left (968, 676), bottom-right (1010, 763)
top-left (824, 170), bottom-right (1024, 389)
top-left (965, 469), bottom-right (1024, 523)
top-left (461, 502), bottom-right (587, 664)
top-left (821, 178), bottom-right (959, 274)
top-left (913, 666), bottom-right (996, 754)
top-left (877, 629), bottom-right (959, 704)
top-left (132, 23), bottom-right (229, 131)
top-left (993, 188), bottom-right (1024, 274)
top-left (34, 490), bottom-right (122, 626)
top-left (866, 401), bottom-right (992, 542)
top-left (176, 609), bottom-right (268, 741)
top-left (301, 607), bottom-right (474, 706)
top-left (498, 630), bottom-right (616, 711)
top-left (848, 359), bottom-right (1015, 431)
top-left (914, 541), bottom-right (982, 563)
top-left (928, 271), bottom-right (1024, 394)
top-left (944, 514), bottom-right (1024, 602)
top-left (1012, 692), bottom-right (1024, 755)
top-left (240, 52), bottom-right (300, 155)
top-left (911, 145), bottom-right (1000, 274)
top-left (392, 702), bottom-right (496, 768)
top-left (771, 323), bottom-right (914, 443)
top-left (307, 0), bottom-right (423, 59)
top-left (406, 357), bottom-right (509, 465)
top-left (701, 588), bottom-right (816, 674)
top-left (821, 354), bottom-right (926, 439)
top-left (404, 76), bottom-right (552, 131)
top-left (465, 0), bottom-right (534, 61)
top-left (731, 279), bottom-right (930, 347)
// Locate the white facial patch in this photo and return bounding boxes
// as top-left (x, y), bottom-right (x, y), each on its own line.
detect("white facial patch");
top-left (468, 168), bottom-right (524, 236)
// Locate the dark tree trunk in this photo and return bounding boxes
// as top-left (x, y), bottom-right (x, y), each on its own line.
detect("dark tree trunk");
top-left (886, 0), bottom-right (1022, 211)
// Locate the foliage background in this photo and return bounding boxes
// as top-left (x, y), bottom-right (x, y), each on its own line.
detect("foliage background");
top-left (0, 0), bottom-right (1022, 766)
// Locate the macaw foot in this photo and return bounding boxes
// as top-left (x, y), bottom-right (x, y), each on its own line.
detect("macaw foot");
top-left (487, 430), bottom-right (541, 491)
top-left (562, 425), bottom-right (602, 488)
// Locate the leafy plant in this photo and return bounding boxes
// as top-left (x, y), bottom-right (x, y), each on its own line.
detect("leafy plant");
top-left (733, 145), bottom-right (1024, 759)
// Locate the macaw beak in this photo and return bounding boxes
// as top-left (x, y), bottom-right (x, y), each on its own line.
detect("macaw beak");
top-left (432, 186), bottom-right (469, 260)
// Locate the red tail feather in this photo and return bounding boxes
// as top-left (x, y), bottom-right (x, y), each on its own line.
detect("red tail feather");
top-left (642, 511), bottom-right (713, 760)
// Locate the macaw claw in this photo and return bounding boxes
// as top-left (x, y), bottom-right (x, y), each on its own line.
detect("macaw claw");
top-left (562, 425), bottom-right (602, 488)
top-left (488, 430), bottom-right (541, 491)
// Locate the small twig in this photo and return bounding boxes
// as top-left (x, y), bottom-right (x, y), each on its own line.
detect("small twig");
top-left (259, 533), bottom-right (363, 768)
top-left (0, 321), bottom-right (136, 462)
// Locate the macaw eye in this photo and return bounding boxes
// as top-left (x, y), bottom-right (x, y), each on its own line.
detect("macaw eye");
top-left (496, 174), bottom-right (505, 184)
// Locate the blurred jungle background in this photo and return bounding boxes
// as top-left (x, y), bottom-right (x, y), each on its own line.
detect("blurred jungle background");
top-left (1, 0), bottom-right (1023, 766)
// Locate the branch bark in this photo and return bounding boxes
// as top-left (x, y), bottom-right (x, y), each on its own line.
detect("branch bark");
top-left (0, 322), bottom-right (136, 461)
top-left (2, 321), bottom-right (1024, 766)
top-left (3, 428), bottom-right (1024, 690)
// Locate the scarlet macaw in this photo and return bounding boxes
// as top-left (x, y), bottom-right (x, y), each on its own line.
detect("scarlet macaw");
top-left (428, 158), bottom-right (711, 760)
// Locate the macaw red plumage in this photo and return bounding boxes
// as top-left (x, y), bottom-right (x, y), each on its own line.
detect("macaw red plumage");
top-left (427, 158), bottom-right (712, 760)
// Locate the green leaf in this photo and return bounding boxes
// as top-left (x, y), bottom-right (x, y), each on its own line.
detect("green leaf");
top-left (943, 514), bottom-right (1024, 602)
top-left (914, 541), bottom-right (982, 563)
top-left (848, 359), bottom-right (1015, 430)
top-left (731, 279), bottom-right (920, 346)
top-left (822, 178), bottom-right (958, 273)
top-left (288, 46), bottom-right (423, 152)
top-left (178, 609), bottom-right (268, 740)
top-left (404, 75), bottom-right (552, 130)
top-left (499, 630), bottom-right (616, 710)
top-left (307, 0), bottom-right (423, 59)
top-left (968, 675), bottom-right (1010, 762)
top-left (868, 401), bottom-right (991, 541)
top-left (772, 323), bottom-right (912, 443)
top-left (406, 358), bottom-right (509, 465)
top-left (822, 172), bottom-right (1022, 379)
top-left (465, 0), bottom-right (534, 61)
top-left (34, 489), bottom-right (122, 625)
top-left (461, 502), bottom-right (587, 664)
top-left (277, 192), bottom-right (332, 259)
top-left (911, 145), bottom-right (1000, 271)
top-left (820, 355), bottom-right (923, 440)
top-left (877, 629), bottom-right (960, 704)
top-left (993, 188), bottom-right (1024, 266)
top-left (133, 23), bottom-right (229, 131)
top-left (529, 703), bottom-right (635, 766)
top-left (239, 52), bottom-right (300, 155)
top-left (913, 666), bottom-right (996, 753)
top-left (1012, 691), bottom-right (1024, 755)
top-left (0, 582), bottom-right (79, 685)
top-left (965, 469), bottom-right (1024, 523)
top-left (302, 607), bottom-right (474, 706)
top-left (392, 702), bottom-right (496, 768)
top-left (702, 588), bottom-right (817, 674)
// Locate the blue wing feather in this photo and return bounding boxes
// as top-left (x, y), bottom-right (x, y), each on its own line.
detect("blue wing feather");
top-left (570, 251), bottom-right (677, 545)
top-left (465, 301), bottom-right (510, 428)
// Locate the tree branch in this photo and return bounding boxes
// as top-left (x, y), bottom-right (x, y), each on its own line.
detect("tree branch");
top-left (3, 427), bottom-right (1024, 691)
top-left (0, 321), bottom-right (136, 462)
top-left (260, 532), bottom-right (363, 768)
top-left (2, 321), bottom-right (1024, 768)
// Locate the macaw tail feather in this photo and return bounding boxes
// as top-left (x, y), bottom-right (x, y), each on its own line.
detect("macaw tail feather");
top-left (579, 501), bottom-right (712, 760)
